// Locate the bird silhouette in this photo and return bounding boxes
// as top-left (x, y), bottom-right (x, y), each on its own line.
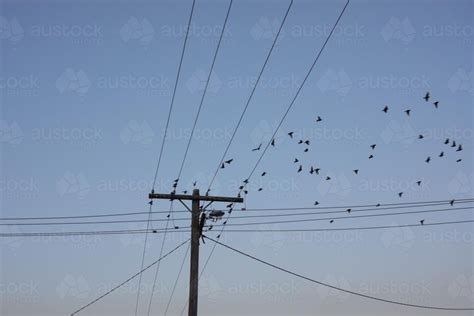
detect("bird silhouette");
top-left (326, 176), bottom-right (331, 181)
top-left (258, 188), bottom-right (263, 192)
top-left (424, 92), bottom-right (430, 102)
top-left (314, 201), bottom-right (319, 206)
top-left (425, 156), bottom-right (431, 163)
top-left (271, 139), bottom-right (275, 147)
top-left (288, 132), bottom-right (294, 138)
top-left (444, 138), bottom-right (450, 145)
top-left (416, 181), bottom-right (422, 186)
top-left (316, 116), bottom-right (322, 122)
top-left (304, 140), bottom-right (310, 145)
top-left (304, 148), bottom-right (309, 153)
top-left (261, 172), bottom-right (267, 176)
top-left (221, 163), bottom-right (225, 169)
top-left (225, 159), bottom-right (233, 164)
top-left (405, 109), bottom-right (411, 116)
top-left (382, 106), bottom-right (389, 113)
top-left (457, 144), bottom-right (463, 152)
top-left (252, 144), bottom-right (262, 151)
top-left (457, 159), bottom-right (462, 163)
top-left (329, 220), bottom-right (334, 224)
top-left (310, 167), bottom-right (315, 175)
top-left (183, 190), bottom-right (188, 194)
top-left (370, 144), bottom-right (376, 150)
top-left (450, 200), bottom-right (455, 206)
top-left (433, 101), bottom-right (439, 108)
top-left (353, 169), bottom-right (359, 175)
top-left (193, 181), bottom-right (197, 187)
top-left (346, 208), bottom-right (351, 214)
top-left (418, 134), bottom-right (424, 139)
top-left (398, 192), bottom-right (404, 198)
top-left (243, 179), bottom-right (249, 184)
top-left (297, 165), bottom-right (303, 173)
top-left (294, 158), bottom-right (299, 163)
top-left (420, 220), bottom-right (425, 225)
top-left (439, 152), bottom-right (444, 158)
top-left (451, 141), bottom-right (457, 148)
top-left (315, 168), bottom-right (321, 175)
top-left (298, 140), bottom-right (303, 144)
top-left (369, 154), bottom-right (374, 159)
top-left (152, 230), bottom-right (157, 233)
top-left (376, 203), bottom-right (381, 207)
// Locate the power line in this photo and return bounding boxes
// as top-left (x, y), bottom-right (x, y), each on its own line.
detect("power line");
top-left (2, 198), bottom-right (469, 221)
top-left (212, 206), bottom-right (474, 227)
top-left (3, 219), bottom-right (474, 237)
top-left (142, 0), bottom-right (197, 313)
top-left (70, 239), bottom-right (189, 316)
top-left (174, 0), bottom-right (234, 184)
top-left (4, 201), bottom-right (473, 227)
top-left (207, 0), bottom-right (294, 191)
top-left (164, 243), bottom-right (191, 316)
top-left (204, 236), bottom-right (474, 311)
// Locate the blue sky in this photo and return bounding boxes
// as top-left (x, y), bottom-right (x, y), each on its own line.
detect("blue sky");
top-left (1, 0), bottom-right (473, 315)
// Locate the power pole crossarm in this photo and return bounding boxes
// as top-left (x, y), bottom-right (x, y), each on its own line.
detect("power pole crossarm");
top-left (149, 188), bottom-right (243, 316)
top-left (148, 192), bottom-right (243, 203)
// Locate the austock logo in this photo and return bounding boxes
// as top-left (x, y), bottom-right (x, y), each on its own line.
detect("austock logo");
top-left (56, 68), bottom-right (91, 96)
top-left (186, 68), bottom-right (222, 95)
top-left (380, 222), bottom-right (416, 250)
top-left (448, 275), bottom-right (474, 300)
top-left (0, 120), bottom-right (23, 145)
top-left (0, 16), bottom-right (24, 43)
top-left (317, 69), bottom-right (352, 96)
top-left (448, 68), bottom-right (473, 95)
top-left (120, 120), bottom-right (154, 145)
top-left (250, 17), bottom-right (283, 40)
top-left (56, 171), bottom-right (90, 199)
top-left (120, 16), bottom-right (154, 45)
top-left (381, 17), bottom-right (415, 44)
top-left (56, 275), bottom-right (90, 299)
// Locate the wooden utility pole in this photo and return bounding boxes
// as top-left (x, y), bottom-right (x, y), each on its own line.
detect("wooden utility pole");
top-left (149, 189), bottom-right (243, 316)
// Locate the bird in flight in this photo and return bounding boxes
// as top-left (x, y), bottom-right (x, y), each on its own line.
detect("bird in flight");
top-left (329, 220), bottom-right (334, 224)
top-left (346, 208), bottom-right (352, 214)
top-left (310, 166), bottom-right (315, 175)
top-left (420, 219), bottom-right (425, 225)
top-left (424, 92), bottom-right (430, 102)
top-left (451, 140), bottom-right (457, 148)
top-left (225, 159), bottom-right (233, 164)
top-left (416, 181), bottom-right (422, 186)
top-left (297, 165), bottom-right (303, 173)
top-left (315, 168), bottom-right (320, 175)
top-left (457, 144), bottom-right (463, 152)
top-left (450, 200), bottom-right (455, 206)
top-left (425, 156), bottom-right (431, 163)
top-left (353, 169), bottom-right (359, 175)
top-left (316, 116), bottom-right (322, 122)
top-left (398, 192), bottom-right (404, 198)
top-left (444, 138), bottom-right (450, 145)
top-left (314, 201), bottom-right (319, 206)
top-left (298, 140), bottom-right (303, 144)
top-left (288, 132), bottom-right (294, 138)
top-left (439, 152), bottom-right (444, 158)
top-left (304, 140), bottom-right (310, 145)
top-left (370, 144), bottom-right (376, 150)
top-left (271, 139), bottom-right (275, 147)
top-left (261, 172), bottom-right (267, 177)
top-left (326, 176), bottom-right (331, 181)
top-left (456, 159), bottom-right (462, 163)
top-left (405, 109), bottom-right (411, 116)
top-left (433, 101), bottom-right (439, 108)
top-left (252, 144), bottom-right (262, 151)
top-left (294, 158), bottom-right (299, 163)
top-left (369, 154), bottom-right (374, 159)
top-left (418, 134), bottom-right (424, 139)
top-left (304, 148), bottom-right (309, 153)
top-left (258, 188), bottom-right (263, 192)
top-left (382, 106), bottom-right (389, 113)
top-left (221, 163), bottom-right (225, 169)
top-left (193, 181), bottom-right (197, 187)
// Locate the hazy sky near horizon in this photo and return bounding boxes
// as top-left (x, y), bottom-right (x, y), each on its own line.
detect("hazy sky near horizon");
top-left (1, 0), bottom-right (473, 315)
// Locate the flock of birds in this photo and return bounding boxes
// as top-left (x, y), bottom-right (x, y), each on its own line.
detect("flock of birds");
top-left (163, 92), bottom-right (465, 230)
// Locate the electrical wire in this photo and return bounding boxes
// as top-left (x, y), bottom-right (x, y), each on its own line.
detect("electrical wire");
top-left (205, 236), bottom-right (474, 311)
top-left (70, 239), bottom-right (189, 316)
